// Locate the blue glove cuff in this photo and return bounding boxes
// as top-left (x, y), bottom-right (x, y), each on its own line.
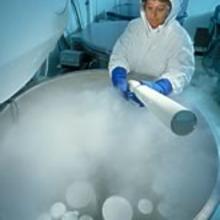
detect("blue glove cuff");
top-left (155, 78), bottom-right (173, 95)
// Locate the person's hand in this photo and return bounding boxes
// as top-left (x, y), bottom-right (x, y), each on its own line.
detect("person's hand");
top-left (140, 78), bottom-right (173, 95)
top-left (111, 67), bottom-right (144, 107)
top-left (111, 67), bottom-right (128, 93)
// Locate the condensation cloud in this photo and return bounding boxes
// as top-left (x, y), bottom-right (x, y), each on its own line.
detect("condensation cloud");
top-left (0, 72), bottom-right (218, 220)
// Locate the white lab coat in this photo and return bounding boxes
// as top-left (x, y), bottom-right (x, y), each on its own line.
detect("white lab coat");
top-left (108, 0), bottom-right (195, 94)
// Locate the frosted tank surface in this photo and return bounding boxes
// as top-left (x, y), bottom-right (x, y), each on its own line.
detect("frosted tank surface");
top-left (0, 70), bottom-right (218, 220)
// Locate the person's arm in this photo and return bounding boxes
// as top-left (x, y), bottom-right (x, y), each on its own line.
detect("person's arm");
top-left (141, 29), bottom-right (194, 95)
top-left (108, 21), bottom-right (137, 76)
top-left (108, 21), bottom-right (144, 106)
top-left (159, 29), bottom-right (195, 94)
top-left (108, 19), bottom-right (139, 77)
top-left (108, 23), bottom-right (132, 94)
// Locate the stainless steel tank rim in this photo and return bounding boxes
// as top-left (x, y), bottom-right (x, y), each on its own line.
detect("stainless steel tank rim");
top-left (192, 110), bottom-right (220, 219)
top-left (1, 69), bottom-right (220, 220)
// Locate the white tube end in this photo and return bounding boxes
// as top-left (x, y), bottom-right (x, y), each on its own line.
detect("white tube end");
top-left (171, 110), bottom-right (197, 136)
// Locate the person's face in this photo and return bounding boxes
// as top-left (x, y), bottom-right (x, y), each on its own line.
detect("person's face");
top-left (144, 0), bottom-right (171, 29)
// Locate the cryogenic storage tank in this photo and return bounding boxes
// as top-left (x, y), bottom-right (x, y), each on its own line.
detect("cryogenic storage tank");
top-left (0, 70), bottom-right (219, 220)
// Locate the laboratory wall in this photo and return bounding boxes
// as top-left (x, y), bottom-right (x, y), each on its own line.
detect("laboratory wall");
top-left (185, 0), bottom-right (219, 37)
top-left (76, 0), bottom-right (136, 26)
top-left (188, 0), bottom-right (219, 16)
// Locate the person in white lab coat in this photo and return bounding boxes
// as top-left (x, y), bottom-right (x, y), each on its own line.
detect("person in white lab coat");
top-left (108, 0), bottom-right (194, 106)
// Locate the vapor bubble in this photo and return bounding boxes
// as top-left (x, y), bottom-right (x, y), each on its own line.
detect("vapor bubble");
top-left (137, 198), bottom-right (154, 215)
top-left (102, 196), bottom-right (133, 220)
top-left (50, 202), bottom-right (66, 219)
top-left (65, 181), bottom-right (95, 209)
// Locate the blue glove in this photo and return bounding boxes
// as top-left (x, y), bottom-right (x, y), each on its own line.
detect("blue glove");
top-left (141, 78), bottom-right (173, 95)
top-left (111, 67), bottom-right (128, 93)
top-left (111, 67), bottom-right (144, 107)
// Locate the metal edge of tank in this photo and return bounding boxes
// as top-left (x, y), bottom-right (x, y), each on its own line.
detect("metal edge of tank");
top-left (194, 115), bottom-right (220, 220)
top-left (0, 70), bottom-right (92, 115)
top-left (0, 69), bottom-right (219, 219)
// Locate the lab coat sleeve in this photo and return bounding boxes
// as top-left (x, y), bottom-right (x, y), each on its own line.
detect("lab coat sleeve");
top-left (160, 32), bottom-right (195, 94)
top-left (108, 21), bottom-right (134, 76)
